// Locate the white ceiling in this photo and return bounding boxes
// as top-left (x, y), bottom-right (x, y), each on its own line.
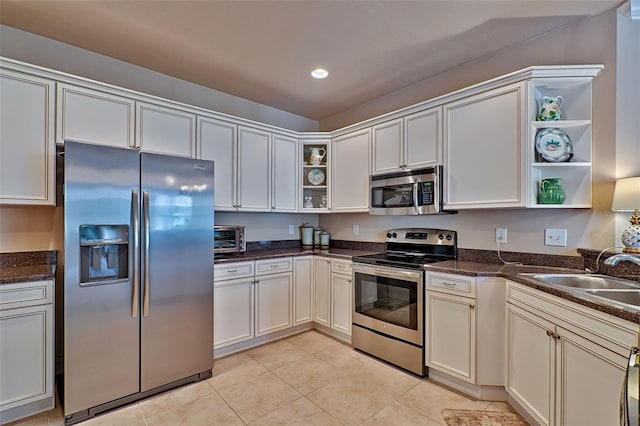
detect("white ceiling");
top-left (0, 0), bottom-right (620, 121)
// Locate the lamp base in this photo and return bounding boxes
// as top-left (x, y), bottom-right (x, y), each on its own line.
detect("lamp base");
top-left (621, 224), bottom-right (640, 253)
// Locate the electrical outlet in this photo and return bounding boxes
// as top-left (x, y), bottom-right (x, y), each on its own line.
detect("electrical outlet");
top-left (496, 228), bottom-right (508, 243)
top-left (545, 228), bottom-right (567, 246)
top-left (288, 224), bottom-right (295, 235)
top-left (353, 224), bottom-right (359, 236)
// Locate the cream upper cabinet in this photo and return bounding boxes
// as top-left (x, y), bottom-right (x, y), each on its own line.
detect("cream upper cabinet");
top-left (372, 107), bottom-right (440, 175)
top-left (331, 128), bottom-right (370, 212)
top-left (136, 101), bottom-right (196, 157)
top-left (271, 134), bottom-right (298, 212)
top-left (506, 281), bottom-right (637, 426)
top-left (444, 82), bottom-right (526, 209)
top-left (197, 116), bottom-right (237, 211)
top-left (0, 70), bottom-right (55, 205)
top-left (237, 126), bottom-right (271, 211)
top-left (56, 84), bottom-right (135, 149)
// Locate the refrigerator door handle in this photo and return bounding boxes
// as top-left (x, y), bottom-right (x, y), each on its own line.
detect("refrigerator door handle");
top-left (132, 189), bottom-right (140, 318)
top-left (143, 191), bottom-right (151, 317)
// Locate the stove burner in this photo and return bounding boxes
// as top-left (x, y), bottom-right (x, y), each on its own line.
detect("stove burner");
top-left (352, 228), bottom-right (457, 269)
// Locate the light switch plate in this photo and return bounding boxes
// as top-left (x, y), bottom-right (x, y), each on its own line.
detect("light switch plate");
top-left (545, 228), bottom-right (567, 246)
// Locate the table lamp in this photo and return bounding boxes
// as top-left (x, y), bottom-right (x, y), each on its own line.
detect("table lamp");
top-left (611, 177), bottom-right (640, 253)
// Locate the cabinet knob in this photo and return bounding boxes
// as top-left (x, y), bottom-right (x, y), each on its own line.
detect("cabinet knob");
top-left (469, 304), bottom-right (475, 309)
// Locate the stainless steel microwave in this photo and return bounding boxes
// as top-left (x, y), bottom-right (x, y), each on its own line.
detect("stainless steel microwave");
top-left (214, 225), bottom-right (246, 254)
top-left (369, 166), bottom-right (449, 215)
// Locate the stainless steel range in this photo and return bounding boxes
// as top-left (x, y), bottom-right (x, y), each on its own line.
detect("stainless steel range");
top-left (351, 228), bottom-right (457, 376)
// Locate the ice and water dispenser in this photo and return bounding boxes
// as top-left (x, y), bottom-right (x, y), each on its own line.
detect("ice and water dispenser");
top-left (79, 225), bottom-right (129, 285)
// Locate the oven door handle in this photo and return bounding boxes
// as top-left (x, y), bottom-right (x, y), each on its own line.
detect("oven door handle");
top-left (352, 265), bottom-right (423, 281)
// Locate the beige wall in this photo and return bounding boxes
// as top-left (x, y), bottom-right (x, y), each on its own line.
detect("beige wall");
top-left (319, 9), bottom-right (621, 255)
top-left (0, 206), bottom-right (63, 252)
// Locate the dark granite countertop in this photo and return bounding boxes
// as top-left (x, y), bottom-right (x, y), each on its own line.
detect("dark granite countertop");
top-left (0, 251), bottom-right (57, 284)
top-left (424, 260), bottom-right (640, 324)
top-left (214, 248), bottom-right (380, 264)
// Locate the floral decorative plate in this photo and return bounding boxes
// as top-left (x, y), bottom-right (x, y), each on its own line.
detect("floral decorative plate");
top-left (307, 168), bottom-right (325, 185)
top-left (535, 128), bottom-right (573, 162)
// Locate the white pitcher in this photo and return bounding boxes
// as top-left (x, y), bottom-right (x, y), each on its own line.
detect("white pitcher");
top-left (309, 147), bottom-right (326, 165)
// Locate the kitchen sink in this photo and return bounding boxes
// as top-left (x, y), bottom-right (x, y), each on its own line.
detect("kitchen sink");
top-left (586, 289), bottom-right (640, 307)
top-left (520, 273), bottom-right (640, 290)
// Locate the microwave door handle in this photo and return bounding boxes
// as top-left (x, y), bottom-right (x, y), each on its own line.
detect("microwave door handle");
top-left (413, 182), bottom-right (419, 214)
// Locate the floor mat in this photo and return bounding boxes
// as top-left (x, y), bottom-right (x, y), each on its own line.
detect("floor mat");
top-left (442, 409), bottom-right (529, 426)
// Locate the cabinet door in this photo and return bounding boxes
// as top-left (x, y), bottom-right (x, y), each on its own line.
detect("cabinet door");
top-left (372, 119), bottom-right (403, 174)
top-left (213, 278), bottom-right (254, 348)
top-left (405, 107), bottom-right (440, 168)
top-left (293, 256), bottom-right (313, 325)
top-left (425, 291), bottom-right (475, 383)
top-left (255, 272), bottom-right (293, 336)
top-left (556, 327), bottom-right (627, 426)
top-left (330, 273), bottom-right (352, 336)
top-left (0, 304), bottom-right (54, 412)
top-left (136, 101), bottom-right (196, 157)
top-left (313, 258), bottom-right (331, 327)
top-left (506, 304), bottom-right (555, 426)
top-left (198, 117), bottom-right (237, 210)
top-left (237, 126), bottom-right (271, 211)
top-left (331, 128), bottom-right (370, 212)
top-left (57, 84), bottom-right (135, 149)
top-left (0, 70), bottom-right (55, 205)
top-left (272, 134), bottom-right (298, 212)
top-left (444, 82), bottom-right (525, 209)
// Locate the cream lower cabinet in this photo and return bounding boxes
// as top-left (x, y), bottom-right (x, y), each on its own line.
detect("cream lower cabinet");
top-left (425, 272), bottom-right (504, 394)
top-left (506, 281), bottom-right (637, 426)
top-left (254, 258), bottom-right (293, 336)
top-left (213, 258), bottom-right (293, 350)
top-left (330, 260), bottom-right (352, 336)
top-left (0, 70), bottom-right (55, 205)
top-left (213, 262), bottom-right (255, 349)
top-left (313, 257), bottom-right (332, 327)
top-left (0, 280), bottom-right (55, 424)
top-left (313, 258), bottom-right (352, 337)
top-left (293, 256), bottom-right (313, 325)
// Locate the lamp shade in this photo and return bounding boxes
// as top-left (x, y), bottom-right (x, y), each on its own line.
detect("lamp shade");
top-left (611, 177), bottom-right (640, 212)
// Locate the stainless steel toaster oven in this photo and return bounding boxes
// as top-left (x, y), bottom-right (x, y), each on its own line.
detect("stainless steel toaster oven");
top-left (214, 225), bottom-right (246, 255)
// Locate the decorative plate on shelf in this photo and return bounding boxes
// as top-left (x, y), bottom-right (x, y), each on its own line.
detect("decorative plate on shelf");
top-left (307, 168), bottom-right (325, 185)
top-left (535, 128), bottom-right (573, 162)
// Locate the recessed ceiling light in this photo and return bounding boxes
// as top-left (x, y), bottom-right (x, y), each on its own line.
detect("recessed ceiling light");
top-left (311, 68), bottom-right (329, 79)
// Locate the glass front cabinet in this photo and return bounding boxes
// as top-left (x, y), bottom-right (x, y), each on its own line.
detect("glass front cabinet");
top-left (300, 139), bottom-right (331, 212)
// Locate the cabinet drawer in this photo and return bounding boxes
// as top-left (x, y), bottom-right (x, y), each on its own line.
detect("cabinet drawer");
top-left (255, 258), bottom-right (293, 276)
top-left (331, 259), bottom-right (352, 275)
top-left (214, 261), bottom-right (254, 281)
top-left (0, 280), bottom-right (54, 310)
top-left (427, 273), bottom-right (475, 297)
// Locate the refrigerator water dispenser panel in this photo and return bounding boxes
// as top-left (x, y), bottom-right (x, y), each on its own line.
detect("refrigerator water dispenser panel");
top-left (80, 224), bottom-right (129, 285)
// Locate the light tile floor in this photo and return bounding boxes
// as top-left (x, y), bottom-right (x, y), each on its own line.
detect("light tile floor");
top-left (8, 330), bottom-right (522, 425)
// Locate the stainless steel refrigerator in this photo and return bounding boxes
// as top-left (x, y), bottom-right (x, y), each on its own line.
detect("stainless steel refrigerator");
top-left (60, 141), bottom-right (214, 424)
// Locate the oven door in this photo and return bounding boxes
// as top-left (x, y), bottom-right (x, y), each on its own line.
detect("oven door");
top-left (352, 263), bottom-right (423, 346)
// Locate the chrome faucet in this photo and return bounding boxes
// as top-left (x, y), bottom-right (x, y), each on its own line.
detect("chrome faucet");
top-left (604, 253), bottom-right (640, 267)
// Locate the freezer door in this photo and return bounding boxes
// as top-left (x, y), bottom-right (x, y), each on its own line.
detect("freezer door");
top-left (140, 152), bottom-right (214, 391)
top-left (63, 141), bottom-right (140, 415)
